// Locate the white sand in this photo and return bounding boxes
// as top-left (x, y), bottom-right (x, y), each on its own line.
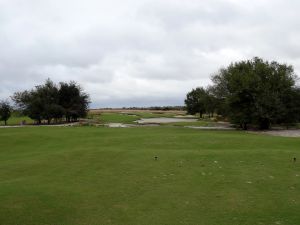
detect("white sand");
top-left (136, 117), bottom-right (198, 124)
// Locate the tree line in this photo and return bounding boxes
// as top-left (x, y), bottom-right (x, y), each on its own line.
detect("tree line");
top-left (0, 79), bottom-right (89, 125)
top-left (185, 57), bottom-right (300, 130)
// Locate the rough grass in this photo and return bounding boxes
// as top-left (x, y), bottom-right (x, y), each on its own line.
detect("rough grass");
top-left (0, 126), bottom-right (300, 225)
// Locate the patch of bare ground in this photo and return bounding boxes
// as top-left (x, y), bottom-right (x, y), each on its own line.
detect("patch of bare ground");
top-left (251, 129), bottom-right (300, 137)
top-left (104, 123), bottom-right (160, 128)
top-left (185, 126), bottom-right (235, 130)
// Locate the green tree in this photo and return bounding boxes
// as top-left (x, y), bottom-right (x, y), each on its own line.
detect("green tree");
top-left (12, 79), bottom-right (90, 124)
top-left (185, 87), bottom-right (220, 118)
top-left (204, 86), bottom-right (219, 117)
top-left (211, 57), bottom-right (299, 129)
top-left (58, 81), bottom-right (90, 122)
top-left (185, 87), bottom-right (207, 118)
top-left (13, 91), bottom-right (43, 124)
top-left (37, 79), bottom-right (60, 124)
top-left (12, 79), bottom-right (60, 124)
top-left (0, 101), bottom-right (12, 125)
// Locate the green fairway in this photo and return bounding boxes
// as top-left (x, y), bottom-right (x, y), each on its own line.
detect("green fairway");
top-left (0, 126), bottom-right (300, 225)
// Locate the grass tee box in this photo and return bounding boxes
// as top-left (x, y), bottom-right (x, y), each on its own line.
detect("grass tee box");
top-left (0, 126), bottom-right (300, 225)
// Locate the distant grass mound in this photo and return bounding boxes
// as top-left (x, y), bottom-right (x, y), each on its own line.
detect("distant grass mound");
top-left (0, 126), bottom-right (300, 225)
top-left (88, 111), bottom-right (216, 127)
top-left (0, 114), bottom-right (33, 126)
top-left (88, 111), bottom-right (182, 124)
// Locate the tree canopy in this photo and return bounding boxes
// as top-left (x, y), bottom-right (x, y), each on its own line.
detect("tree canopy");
top-left (185, 87), bottom-right (218, 118)
top-left (186, 57), bottom-right (300, 129)
top-left (12, 79), bottom-right (90, 124)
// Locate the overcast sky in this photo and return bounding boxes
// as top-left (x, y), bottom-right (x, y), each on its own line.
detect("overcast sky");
top-left (0, 0), bottom-right (299, 108)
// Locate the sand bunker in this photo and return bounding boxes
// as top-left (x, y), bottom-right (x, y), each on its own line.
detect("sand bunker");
top-left (254, 130), bottom-right (300, 137)
top-left (106, 123), bottom-right (133, 128)
top-left (136, 117), bottom-right (198, 124)
top-left (185, 126), bottom-right (234, 130)
top-left (174, 115), bottom-right (197, 119)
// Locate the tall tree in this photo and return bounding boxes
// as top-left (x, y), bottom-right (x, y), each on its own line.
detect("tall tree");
top-left (0, 101), bottom-right (12, 125)
top-left (58, 81), bottom-right (90, 122)
top-left (185, 87), bottom-right (207, 118)
top-left (204, 86), bottom-right (219, 117)
top-left (37, 79), bottom-right (61, 124)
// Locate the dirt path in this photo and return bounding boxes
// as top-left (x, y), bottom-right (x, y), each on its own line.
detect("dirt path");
top-left (185, 126), bottom-right (235, 130)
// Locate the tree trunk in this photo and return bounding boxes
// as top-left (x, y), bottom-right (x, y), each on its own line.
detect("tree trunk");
top-left (4, 120), bottom-right (7, 126)
top-left (242, 123), bottom-right (247, 130)
top-left (259, 119), bottom-right (270, 130)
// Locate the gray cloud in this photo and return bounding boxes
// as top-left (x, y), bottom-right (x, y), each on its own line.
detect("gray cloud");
top-left (0, 0), bottom-right (299, 107)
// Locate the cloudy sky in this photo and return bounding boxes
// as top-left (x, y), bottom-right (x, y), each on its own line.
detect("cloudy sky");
top-left (0, 0), bottom-right (299, 108)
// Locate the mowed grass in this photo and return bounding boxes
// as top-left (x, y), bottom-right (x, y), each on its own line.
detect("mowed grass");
top-left (0, 127), bottom-right (300, 225)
